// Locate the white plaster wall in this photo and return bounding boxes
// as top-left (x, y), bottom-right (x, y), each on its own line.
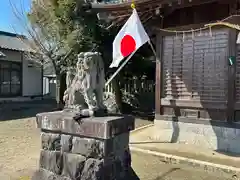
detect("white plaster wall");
top-left (0, 49), bottom-right (42, 97)
top-left (22, 58), bottom-right (42, 96)
top-left (43, 77), bottom-right (50, 95)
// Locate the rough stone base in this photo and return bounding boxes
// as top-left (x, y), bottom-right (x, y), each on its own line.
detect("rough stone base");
top-left (37, 133), bottom-right (131, 180)
top-left (154, 120), bottom-right (240, 154)
top-left (34, 112), bottom-right (134, 180)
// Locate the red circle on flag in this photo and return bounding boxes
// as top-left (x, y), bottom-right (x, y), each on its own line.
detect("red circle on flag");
top-left (120, 35), bottom-right (136, 57)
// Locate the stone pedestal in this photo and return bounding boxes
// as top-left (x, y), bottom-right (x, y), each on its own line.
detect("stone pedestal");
top-left (33, 111), bottom-right (135, 180)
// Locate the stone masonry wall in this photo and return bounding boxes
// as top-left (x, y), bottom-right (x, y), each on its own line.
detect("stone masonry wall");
top-left (33, 111), bottom-right (135, 180)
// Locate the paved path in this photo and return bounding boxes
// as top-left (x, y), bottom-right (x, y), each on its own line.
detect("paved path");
top-left (135, 118), bottom-right (153, 129)
top-left (132, 151), bottom-right (234, 180)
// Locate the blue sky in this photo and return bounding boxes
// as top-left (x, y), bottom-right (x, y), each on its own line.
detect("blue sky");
top-left (0, 0), bottom-right (30, 35)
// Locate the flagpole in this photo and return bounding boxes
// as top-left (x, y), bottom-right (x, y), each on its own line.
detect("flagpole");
top-left (148, 40), bottom-right (157, 57)
top-left (105, 50), bottom-right (137, 87)
top-left (106, 42), bottom-right (157, 87)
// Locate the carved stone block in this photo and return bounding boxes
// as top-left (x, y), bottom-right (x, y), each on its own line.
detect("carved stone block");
top-left (71, 137), bottom-right (104, 158)
top-left (39, 150), bottom-right (63, 175)
top-left (41, 132), bottom-right (61, 151)
top-left (62, 153), bottom-right (86, 180)
top-left (36, 111), bottom-right (135, 139)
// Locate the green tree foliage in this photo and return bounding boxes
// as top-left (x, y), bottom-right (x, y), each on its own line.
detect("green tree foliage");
top-left (28, 0), bottom-right (155, 75)
top-left (27, 0), bottom-right (154, 111)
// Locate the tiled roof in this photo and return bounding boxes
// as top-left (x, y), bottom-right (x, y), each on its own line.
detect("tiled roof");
top-left (0, 31), bottom-right (32, 52)
top-left (91, 0), bottom-right (166, 10)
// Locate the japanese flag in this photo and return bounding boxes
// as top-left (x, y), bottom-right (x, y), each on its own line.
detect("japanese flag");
top-left (110, 9), bottom-right (150, 68)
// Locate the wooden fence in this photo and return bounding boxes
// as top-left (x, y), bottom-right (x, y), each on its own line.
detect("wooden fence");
top-left (42, 77), bottom-right (155, 113)
top-left (105, 79), bottom-right (155, 94)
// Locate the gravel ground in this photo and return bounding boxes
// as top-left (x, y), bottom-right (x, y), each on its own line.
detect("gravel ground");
top-left (0, 117), bottom-right (40, 180)
top-left (0, 108), bottom-right (231, 180)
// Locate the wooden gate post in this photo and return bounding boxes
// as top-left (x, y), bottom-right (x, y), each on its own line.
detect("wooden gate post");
top-left (155, 33), bottom-right (162, 116)
top-left (227, 2), bottom-right (237, 123)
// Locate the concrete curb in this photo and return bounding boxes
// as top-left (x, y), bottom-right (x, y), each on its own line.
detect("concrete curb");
top-left (131, 123), bottom-right (154, 133)
top-left (130, 146), bottom-right (240, 179)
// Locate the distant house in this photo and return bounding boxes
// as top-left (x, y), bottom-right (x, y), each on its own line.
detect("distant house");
top-left (43, 63), bottom-right (56, 98)
top-left (0, 31), bottom-right (43, 101)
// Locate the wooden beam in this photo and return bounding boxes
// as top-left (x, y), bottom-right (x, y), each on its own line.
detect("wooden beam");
top-left (155, 19), bottom-right (163, 115)
top-left (161, 99), bottom-right (227, 109)
top-left (92, 0), bottom-right (218, 14)
top-left (227, 1), bottom-right (238, 123)
top-left (91, 0), bottom-right (171, 12)
top-left (163, 0), bottom-right (218, 17)
top-left (94, 0), bottom-right (220, 26)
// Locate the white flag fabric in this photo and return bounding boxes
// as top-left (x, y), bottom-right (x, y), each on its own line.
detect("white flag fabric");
top-left (110, 9), bottom-right (150, 68)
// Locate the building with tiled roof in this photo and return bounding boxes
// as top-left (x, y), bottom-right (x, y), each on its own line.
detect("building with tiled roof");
top-left (0, 31), bottom-right (43, 99)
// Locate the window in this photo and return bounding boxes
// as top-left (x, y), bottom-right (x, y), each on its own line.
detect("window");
top-left (0, 61), bottom-right (21, 96)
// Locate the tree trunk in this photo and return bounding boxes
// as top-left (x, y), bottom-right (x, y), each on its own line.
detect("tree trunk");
top-left (112, 75), bottom-right (123, 113)
top-left (55, 73), bottom-right (66, 110)
top-left (60, 73), bottom-right (66, 106)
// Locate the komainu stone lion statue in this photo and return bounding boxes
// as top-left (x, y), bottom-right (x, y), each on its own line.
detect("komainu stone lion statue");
top-left (63, 52), bottom-right (106, 116)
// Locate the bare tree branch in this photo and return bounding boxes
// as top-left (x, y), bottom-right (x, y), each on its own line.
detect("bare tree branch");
top-left (9, 0), bottom-right (70, 75)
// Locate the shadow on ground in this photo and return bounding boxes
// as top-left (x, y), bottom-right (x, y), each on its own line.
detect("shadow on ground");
top-left (31, 168), bottom-right (140, 180)
top-left (0, 99), bottom-right (57, 121)
top-left (122, 102), bottom-right (155, 122)
top-left (215, 150), bottom-right (240, 157)
top-left (124, 168), bottom-right (140, 180)
top-left (153, 168), bottom-right (180, 180)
